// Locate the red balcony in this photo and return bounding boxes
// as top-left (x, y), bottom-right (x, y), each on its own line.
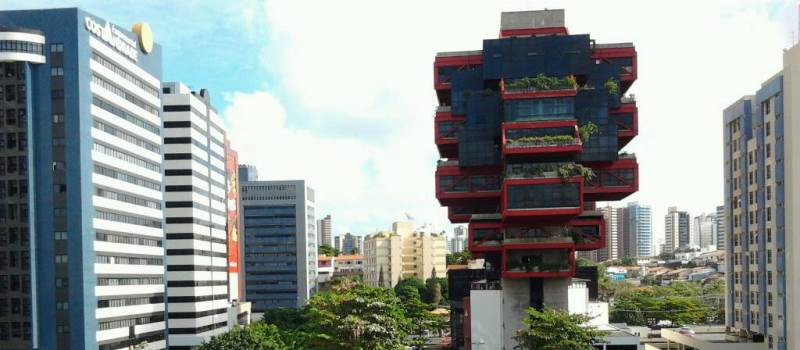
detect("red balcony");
top-left (501, 245), bottom-right (575, 278)
top-left (499, 27), bottom-right (569, 38)
top-left (610, 100), bottom-right (637, 148)
top-left (592, 44), bottom-right (637, 93)
top-left (569, 215), bottom-right (605, 251)
top-left (500, 78), bottom-right (578, 101)
top-left (448, 205), bottom-right (499, 224)
top-left (436, 161), bottom-right (502, 206)
top-left (502, 176), bottom-right (583, 222)
top-left (435, 107), bottom-right (464, 158)
top-left (584, 156), bottom-right (638, 201)
top-left (502, 120), bottom-right (581, 158)
top-left (433, 52), bottom-right (483, 90)
top-left (468, 221), bottom-right (503, 252)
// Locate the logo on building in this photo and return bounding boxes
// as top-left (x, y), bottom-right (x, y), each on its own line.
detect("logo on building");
top-left (132, 22), bottom-right (154, 54)
top-left (84, 17), bottom-right (139, 61)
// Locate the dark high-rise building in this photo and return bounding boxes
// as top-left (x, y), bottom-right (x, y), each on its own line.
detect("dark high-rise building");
top-left (434, 9), bottom-right (638, 348)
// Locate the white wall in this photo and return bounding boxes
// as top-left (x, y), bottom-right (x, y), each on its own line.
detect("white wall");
top-left (470, 290), bottom-right (504, 350)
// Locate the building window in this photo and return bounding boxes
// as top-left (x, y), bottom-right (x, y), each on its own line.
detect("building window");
top-left (50, 67), bottom-right (63, 76)
top-left (52, 114), bottom-right (64, 123)
top-left (55, 255), bottom-right (67, 264)
top-left (768, 228), bottom-right (772, 242)
top-left (55, 231), bottom-right (67, 240)
top-left (768, 292), bottom-right (773, 306)
top-left (768, 250), bottom-right (773, 264)
top-left (763, 100), bottom-right (771, 115)
top-left (766, 143), bottom-right (771, 158)
top-left (768, 271), bottom-right (773, 285)
top-left (50, 43), bottom-right (63, 53)
top-left (766, 121), bottom-right (771, 136)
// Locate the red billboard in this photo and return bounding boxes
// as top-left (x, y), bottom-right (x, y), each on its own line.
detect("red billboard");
top-left (225, 140), bottom-right (242, 301)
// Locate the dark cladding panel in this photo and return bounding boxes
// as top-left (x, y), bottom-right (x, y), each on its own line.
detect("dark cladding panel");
top-left (482, 35), bottom-right (593, 80)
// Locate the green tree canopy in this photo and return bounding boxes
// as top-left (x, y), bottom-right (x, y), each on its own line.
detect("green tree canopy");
top-left (318, 244), bottom-right (337, 257)
top-left (198, 323), bottom-right (289, 350)
top-left (514, 308), bottom-right (607, 350)
top-left (446, 251), bottom-right (471, 265)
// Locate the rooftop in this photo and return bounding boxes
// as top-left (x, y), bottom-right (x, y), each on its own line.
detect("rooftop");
top-left (500, 9), bottom-right (565, 30)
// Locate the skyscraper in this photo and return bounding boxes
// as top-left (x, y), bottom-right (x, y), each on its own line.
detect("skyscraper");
top-left (0, 9), bottom-right (167, 349)
top-left (598, 205), bottom-right (619, 261)
top-left (664, 206), bottom-right (690, 253)
top-left (627, 202), bottom-right (652, 258)
top-left (340, 232), bottom-right (362, 254)
top-left (316, 214), bottom-right (331, 247)
top-left (721, 42), bottom-right (800, 350)
top-left (716, 204), bottom-right (725, 250)
top-left (434, 9), bottom-right (639, 348)
top-left (161, 82), bottom-right (231, 347)
top-left (693, 213), bottom-right (716, 251)
top-left (240, 179), bottom-right (317, 315)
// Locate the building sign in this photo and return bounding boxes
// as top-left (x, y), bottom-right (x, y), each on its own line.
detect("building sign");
top-left (84, 16), bottom-right (139, 61)
top-left (225, 141), bottom-right (243, 301)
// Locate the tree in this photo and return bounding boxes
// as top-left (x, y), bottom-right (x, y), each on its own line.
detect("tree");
top-left (424, 277), bottom-right (442, 306)
top-left (305, 283), bottom-right (411, 350)
top-left (609, 281), bottom-right (720, 326)
top-left (658, 251), bottom-right (676, 260)
top-left (198, 323), bottom-right (289, 350)
top-left (514, 308), bottom-right (607, 350)
top-left (446, 251), bottom-right (471, 265)
top-left (318, 244), bottom-right (337, 257)
top-left (619, 256), bottom-right (637, 266)
top-left (395, 277), bottom-right (426, 299)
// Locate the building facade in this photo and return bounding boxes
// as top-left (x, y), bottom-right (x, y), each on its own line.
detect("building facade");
top-left (240, 179), bottom-right (317, 315)
top-left (693, 213), bottom-right (717, 251)
top-left (721, 43), bottom-right (800, 350)
top-left (627, 202), bottom-right (652, 258)
top-left (0, 9), bottom-right (169, 349)
top-left (332, 254), bottom-right (364, 278)
top-left (161, 82), bottom-right (230, 348)
top-left (363, 221), bottom-right (446, 287)
top-left (363, 230), bottom-right (402, 288)
top-left (433, 10), bottom-right (639, 348)
top-left (665, 206), bottom-right (690, 253)
top-left (598, 205), bottom-right (619, 261)
top-left (716, 204), bottom-right (726, 250)
top-left (316, 214), bottom-right (331, 248)
top-left (340, 232), bottom-right (362, 255)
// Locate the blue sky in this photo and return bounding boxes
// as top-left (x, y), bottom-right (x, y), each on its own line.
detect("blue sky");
top-left (4, 0), bottom-right (796, 246)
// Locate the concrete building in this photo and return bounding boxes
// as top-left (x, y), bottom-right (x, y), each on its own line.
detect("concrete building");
top-left (240, 178), bottom-right (317, 315)
top-left (716, 204), bottom-right (726, 250)
top-left (316, 214), bottom-right (332, 248)
top-left (0, 9), bottom-right (168, 349)
top-left (599, 205), bottom-right (619, 261)
top-left (619, 202), bottom-right (652, 258)
top-left (402, 231), bottom-right (448, 280)
top-left (719, 42), bottom-right (800, 350)
top-left (238, 164), bottom-right (258, 182)
top-left (434, 10), bottom-right (640, 348)
top-left (332, 254), bottom-right (364, 278)
top-left (364, 221), bottom-right (447, 287)
top-left (161, 82), bottom-right (231, 347)
top-left (363, 230), bottom-right (402, 288)
top-left (664, 206), bottom-right (690, 253)
top-left (451, 225), bottom-right (467, 253)
top-left (693, 213), bottom-right (717, 251)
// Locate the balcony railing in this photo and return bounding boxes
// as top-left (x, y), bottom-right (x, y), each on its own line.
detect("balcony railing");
top-left (620, 94), bottom-right (636, 104)
top-left (502, 246), bottom-right (575, 278)
top-left (584, 157), bottom-right (638, 201)
top-left (501, 76), bottom-right (578, 100)
top-left (437, 159), bottom-right (459, 167)
top-left (469, 223), bottom-right (503, 252)
top-left (502, 121), bottom-right (581, 157)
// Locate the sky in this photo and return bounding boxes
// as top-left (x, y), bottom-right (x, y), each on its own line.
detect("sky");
top-left (5, 0), bottom-right (797, 246)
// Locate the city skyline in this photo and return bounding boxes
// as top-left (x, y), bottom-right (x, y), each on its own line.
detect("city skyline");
top-left (3, 0), bottom-right (794, 243)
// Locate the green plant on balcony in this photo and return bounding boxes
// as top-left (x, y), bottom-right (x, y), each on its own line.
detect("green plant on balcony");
top-left (579, 122), bottom-right (599, 144)
top-left (558, 163), bottom-right (595, 183)
top-left (505, 74), bottom-right (577, 92)
top-left (507, 134), bottom-right (575, 146)
top-left (604, 78), bottom-right (619, 96)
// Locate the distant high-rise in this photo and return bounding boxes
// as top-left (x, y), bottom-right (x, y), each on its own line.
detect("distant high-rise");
top-left (627, 202), bottom-right (652, 258)
top-left (599, 205), bottom-right (619, 261)
top-left (333, 235), bottom-right (341, 252)
top-left (664, 206), bottom-right (690, 253)
top-left (240, 180), bottom-right (317, 314)
top-left (238, 164), bottom-right (258, 182)
top-left (451, 226), bottom-right (467, 253)
top-left (340, 232), bottom-right (362, 254)
top-left (693, 213), bottom-right (716, 251)
top-left (715, 205), bottom-right (725, 250)
top-left (364, 222), bottom-right (446, 287)
top-left (317, 214), bottom-right (332, 247)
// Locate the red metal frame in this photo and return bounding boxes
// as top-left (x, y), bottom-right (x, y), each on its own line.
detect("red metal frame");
top-left (501, 245), bottom-right (576, 278)
top-left (436, 165), bottom-right (502, 206)
top-left (499, 27), bottom-right (569, 38)
top-left (435, 110), bottom-right (465, 158)
top-left (583, 158), bottom-right (638, 201)
top-left (468, 221), bottom-right (503, 252)
top-left (433, 54), bottom-right (483, 90)
top-left (448, 207), bottom-right (471, 223)
top-left (592, 46), bottom-right (637, 91)
top-left (501, 176), bottom-right (584, 221)
top-left (610, 101), bottom-right (638, 148)
top-left (501, 120), bottom-right (582, 157)
top-left (500, 78), bottom-right (578, 100)
top-left (570, 216), bottom-right (606, 251)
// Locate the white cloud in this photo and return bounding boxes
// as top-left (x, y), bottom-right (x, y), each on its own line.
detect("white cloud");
top-left (224, 0), bottom-right (793, 240)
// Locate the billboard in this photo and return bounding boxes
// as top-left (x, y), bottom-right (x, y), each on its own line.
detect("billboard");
top-left (225, 140), bottom-right (242, 301)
